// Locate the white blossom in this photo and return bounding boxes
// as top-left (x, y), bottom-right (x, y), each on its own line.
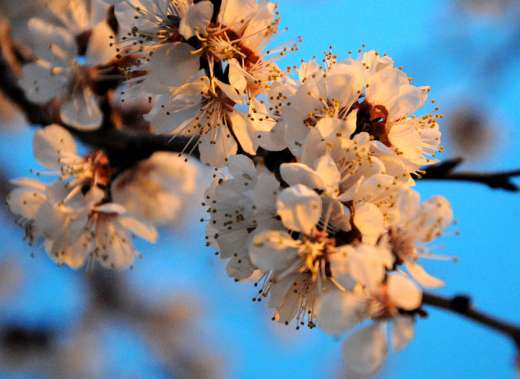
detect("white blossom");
top-left (19, 0), bottom-right (117, 130)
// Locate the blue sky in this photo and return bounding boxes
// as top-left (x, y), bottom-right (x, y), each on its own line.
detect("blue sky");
top-left (1, 1), bottom-right (519, 378)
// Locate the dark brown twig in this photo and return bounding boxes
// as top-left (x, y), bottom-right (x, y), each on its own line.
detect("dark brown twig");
top-left (422, 292), bottom-right (520, 347)
top-left (420, 158), bottom-right (520, 192)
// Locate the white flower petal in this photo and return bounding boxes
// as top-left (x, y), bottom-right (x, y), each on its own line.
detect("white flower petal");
top-left (315, 289), bottom-right (367, 335)
top-left (276, 184), bottom-right (322, 234)
top-left (198, 126), bottom-right (238, 167)
top-left (60, 87), bottom-right (103, 130)
top-left (406, 262), bottom-right (444, 289)
top-left (353, 202), bottom-right (385, 245)
top-left (280, 163), bottom-right (324, 189)
top-left (392, 316), bottom-right (415, 352)
top-left (343, 323), bottom-right (388, 374)
top-left (179, 1), bottom-right (213, 39)
top-left (249, 230), bottom-right (300, 272)
top-left (33, 124), bottom-right (77, 169)
top-left (118, 216), bottom-right (158, 243)
top-left (387, 273), bottom-right (422, 311)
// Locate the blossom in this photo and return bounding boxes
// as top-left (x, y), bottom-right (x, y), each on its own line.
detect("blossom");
top-left (19, 0), bottom-right (117, 130)
top-left (146, 75), bottom-right (276, 166)
top-left (112, 152), bottom-right (198, 225)
top-left (384, 188), bottom-right (454, 288)
top-left (277, 51), bottom-right (442, 171)
top-left (204, 155), bottom-right (281, 280)
top-left (7, 125), bottom-right (157, 270)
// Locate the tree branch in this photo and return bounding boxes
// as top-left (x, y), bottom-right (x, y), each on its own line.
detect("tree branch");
top-left (420, 158), bottom-right (520, 192)
top-left (422, 292), bottom-right (520, 348)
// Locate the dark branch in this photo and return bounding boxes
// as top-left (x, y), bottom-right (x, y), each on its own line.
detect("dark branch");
top-left (420, 158), bottom-right (520, 192)
top-left (422, 292), bottom-right (520, 348)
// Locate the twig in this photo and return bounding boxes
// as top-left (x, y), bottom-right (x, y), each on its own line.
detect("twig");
top-left (422, 292), bottom-right (520, 347)
top-left (420, 158), bottom-right (520, 192)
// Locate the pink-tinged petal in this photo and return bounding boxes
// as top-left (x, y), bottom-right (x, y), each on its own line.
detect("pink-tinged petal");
top-left (276, 184), bottom-right (322, 234)
top-left (280, 163), bottom-right (324, 189)
top-left (60, 87), bottom-right (103, 130)
top-left (86, 21), bottom-right (117, 66)
top-left (227, 154), bottom-right (256, 180)
top-left (33, 124), bottom-right (77, 169)
top-left (349, 245), bottom-right (388, 289)
top-left (198, 126), bottom-right (238, 167)
top-left (249, 230), bottom-right (300, 272)
top-left (7, 187), bottom-right (46, 219)
top-left (392, 316), bottom-right (415, 351)
top-left (143, 43), bottom-right (199, 93)
top-left (406, 262), bottom-right (444, 288)
top-left (353, 202), bottom-right (385, 245)
top-left (343, 323), bottom-right (388, 374)
top-left (229, 112), bottom-right (256, 154)
top-left (315, 289), bottom-right (367, 335)
top-left (118, 216), bottom-right (158, 243)
top-left (179, 1), bottom-right (213, 39)
top-left (19, 61), bottom-right (66, 103)
top-left (387, 273), bottom-right (422, 311)
top-left (94, 203), bottom-right (126, 215)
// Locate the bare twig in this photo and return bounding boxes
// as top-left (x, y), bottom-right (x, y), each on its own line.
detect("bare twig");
top-left (420, 158), bottom-right (520, 192)
top-left (422, 292), bottom-right (520, 347)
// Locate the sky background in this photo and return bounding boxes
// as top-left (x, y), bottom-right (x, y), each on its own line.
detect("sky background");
top-left (1, 0), bottom-right (520, 378)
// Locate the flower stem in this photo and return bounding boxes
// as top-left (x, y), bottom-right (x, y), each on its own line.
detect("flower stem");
top-left (422, 292), bottom-right (520, 347)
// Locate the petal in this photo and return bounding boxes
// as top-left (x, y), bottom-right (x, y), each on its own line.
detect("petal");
top-left (7, 187), bottom-right (47, 219)
top-left (343, 323), bottom-right (388, 374)
top-left (249, 230), bottom-right (300, 272)
top-left (228, 58), bottom-right (247, 93)
top-left (179, 1), bottom-right (213, 39)
top-left (33, 124), bottom-right (77, 169)
top-left (144, 43), bottom-right (199, 93)
top-left (387, 273), bottom-right (422, 311)
top-left (406, 262), bottom-right (444, 289)
top-left (349, 245), bottom-right (388, 289)
top-left (227, 154), bottom-right (256, 180)
top-left (276, 184), bottom-right (322, 234)
top-left (313, 154), bottom-right (341, 191)
top-left (60, 87), bottom-right (103, 130)
top-left (86, 21), bottom-right (117, 66)
top-left (94, 203), bottom-right (126, 215)
top-left (392, 316), bottom-right (415, 352)
top-left (353, 202), bottom-right (385, 245)
top-left (229, 111), bottom-right (256, 154)
top-left (198, 126), bottom-right (238, 167)
top-left (27, 18), bottom-right (74, 63)
top-left (315, 289), bottom-right (367, 335)
top-left (118, 216), bottom-right (158, 243)
top-left (19, 61), bottom-right (66, 103)
top-left (280, 163), bottom-right (324, 189)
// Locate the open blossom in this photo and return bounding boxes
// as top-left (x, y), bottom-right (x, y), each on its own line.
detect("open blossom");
top-left (19, 0), bottom-right (117, 130)
top-left (112, 152), bottom-right (198, 225)
top-left (112, 0), bottom-right (285, 165)
top-left (276, 51), bottom-right (442, 171)
top-left (146, 75), bottom-right (277, 166)
top-left (6, 125), bottom-right (158, 269)
top-left (204, 155), bottom-right (281, 280)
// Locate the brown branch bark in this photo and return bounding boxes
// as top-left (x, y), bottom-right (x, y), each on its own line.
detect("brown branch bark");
top-left (422, 292), bottom-right (520, 348)
top-left (419, 158), bottom-right (520, 192)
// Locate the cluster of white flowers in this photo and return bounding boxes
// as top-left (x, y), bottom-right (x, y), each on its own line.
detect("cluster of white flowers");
top-left (205, 51), bottom-right (454, 372)
top-left (9, 0), bottom-right (457, 373)
top-left (7, 125), bottom-right (196, 269)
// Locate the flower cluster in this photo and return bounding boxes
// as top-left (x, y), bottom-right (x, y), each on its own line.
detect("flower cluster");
top-left (9, 0), bottom-right (457, 373)
top-left (205, 51), bottom-right (454, 372)
top-left (7, 125), bottom-right (196, 269)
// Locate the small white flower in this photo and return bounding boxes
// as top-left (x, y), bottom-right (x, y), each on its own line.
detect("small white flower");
top-left (111, 152), bottom-right (197, 225)
top-left (19, 0), bottom-right (117, 130)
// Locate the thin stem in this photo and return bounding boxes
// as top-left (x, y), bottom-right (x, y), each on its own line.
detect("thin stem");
top-left (419, 158), bottom-right (520, 192)
top-left (422, 292), bottom-right (520, 348)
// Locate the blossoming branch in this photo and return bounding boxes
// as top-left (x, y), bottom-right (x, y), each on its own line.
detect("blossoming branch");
top-left (0, 0), bottom-right (519, 375)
